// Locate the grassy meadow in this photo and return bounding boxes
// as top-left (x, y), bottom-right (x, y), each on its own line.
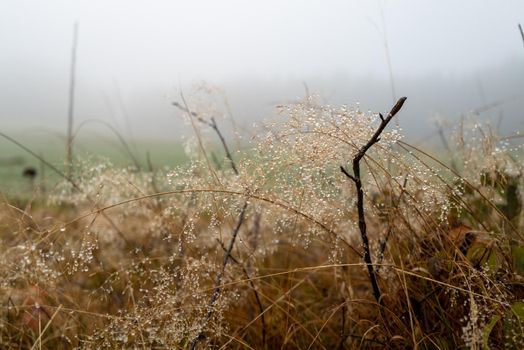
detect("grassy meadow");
top-left (1, 95), bottom-right (524, 349)
top-left (0, 134), bottom-right (188, 198)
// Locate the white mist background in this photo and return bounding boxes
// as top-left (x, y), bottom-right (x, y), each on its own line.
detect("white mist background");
top-left (1, 0), bottom-right (523, 143)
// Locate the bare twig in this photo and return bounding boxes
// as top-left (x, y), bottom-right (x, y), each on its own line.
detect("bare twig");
top-left (0, 132), bottom-right (130, 246)
top-left (71, 119), bottom-right (142, 170)
top-left (519, 23), bottom-right (524, 48)
top-left (175, 100), bottom-right (265, 347)
top-left (178, 95), bottom-right (222, 186)
top-left (189, 201), bottom-right (248, 350)
top-left (173, 101), bottom-right (238, 175)
top-left (66, 22), bottom-right (78, 178)
top-left (215, 238), bottom-right (267, 346)
top-left (340, 97), bottom-right (407, 304)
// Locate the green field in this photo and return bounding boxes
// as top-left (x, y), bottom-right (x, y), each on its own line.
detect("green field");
top-left (0, 133), bottom-right (189, 197)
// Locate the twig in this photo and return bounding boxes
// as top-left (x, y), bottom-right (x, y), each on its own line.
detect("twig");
top-left (519, 23), bottom-right (524, 48)
top-left (210, 116), bottom-right (239, 175)
top-left (66, 22), bottom-right (78, 178)
top-left (178, 94), bottom-right (222, 188)
top-left (189, 201), bottom-right (248, 350)
top-left (215, 239), bottom-right (267, 346)
top-left (71, 118), bottom-right (142, 170)
top-left (175, 101), bottom-right (262, 347)
top-left (173, 101), bottom-right (239, 175)
top-left (0, 132), bottom-right (130, 246)
top-left (340, 97), bottom-right (407, 304)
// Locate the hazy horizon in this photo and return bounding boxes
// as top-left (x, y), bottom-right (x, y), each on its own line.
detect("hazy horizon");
top-left (1, 0), bottom-right (523, 144)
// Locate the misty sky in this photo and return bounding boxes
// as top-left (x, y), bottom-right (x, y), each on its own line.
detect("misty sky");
top-left (1, 0), bottom-right (523, 142)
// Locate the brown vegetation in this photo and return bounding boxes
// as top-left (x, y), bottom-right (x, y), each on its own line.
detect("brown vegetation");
top-left (1, 91), bottom-right (524, 349)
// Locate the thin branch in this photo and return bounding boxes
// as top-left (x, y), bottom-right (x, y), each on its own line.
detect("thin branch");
top-left (215, 238), bottom-right (267, 346)
top-left (71, 118), bottom-right (141, 170)
top-left (172, 101), bottom-right (214, 128)
top-left (210, 116), bottom-right (239, 175)
top-left (0, 131), bottom-right (130, 246)
top-left (340, 96), bottom-right (407, 304)
top-left (178, 94), bottom-right (222, 186)
top-left (519, 23), bottom-right (524, 48)
top-left (190, 201), bottom-right (248, 350)
top-left (173, 101), bottom-right (238, 175)
top-left (174, 99), bottom-right (264, 346)
top-left (66, 22), bottom-right (78, 178)
top-left (355, 97), bottom-right (407, 163)
top-left (339, 166), bottom-right (356, 182)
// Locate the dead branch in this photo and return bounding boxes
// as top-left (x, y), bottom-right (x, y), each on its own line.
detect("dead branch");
top-left (172, 101), bottom-right (238, 175)
top-left (174, 101), bottom-right (265, 347)
top-left (340, 96), bottom-right (407, 304)
top-left (519, 23), bottom-right (524, 48)
top-left (189, 201), bottom-right (248, 350)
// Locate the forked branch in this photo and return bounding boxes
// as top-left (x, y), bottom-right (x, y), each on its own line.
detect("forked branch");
top-left (173, 101), bottom-right (265, 347)
top-left (173, 101), bottom-right (239, 175)
top-left (340, 97), bottom-right (407, 304)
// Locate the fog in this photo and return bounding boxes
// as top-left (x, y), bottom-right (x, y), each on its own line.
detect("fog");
top-left (1, 0), bottom-right (523, 144)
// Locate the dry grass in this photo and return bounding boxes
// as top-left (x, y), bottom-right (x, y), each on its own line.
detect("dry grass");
top-left (1, 90), bottom-right (524, 349)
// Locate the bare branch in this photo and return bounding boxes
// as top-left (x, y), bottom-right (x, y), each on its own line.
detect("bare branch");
top-left (340, 96), bottom-right (407, 304)
top-left (0, 131), bottom-right (130, 246)
top-left (190, 201), bottom-right (248, 349)
top-left (519, 23), bottom-right (524, 48)
top-left (173, 101), bottom-right (239, 175)
top-left (215, 238), bottom-right (267, 346)
top-left (66, 22), bottom-right (79, 178)
top-left (340, 166), bottom-right (356, 183)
